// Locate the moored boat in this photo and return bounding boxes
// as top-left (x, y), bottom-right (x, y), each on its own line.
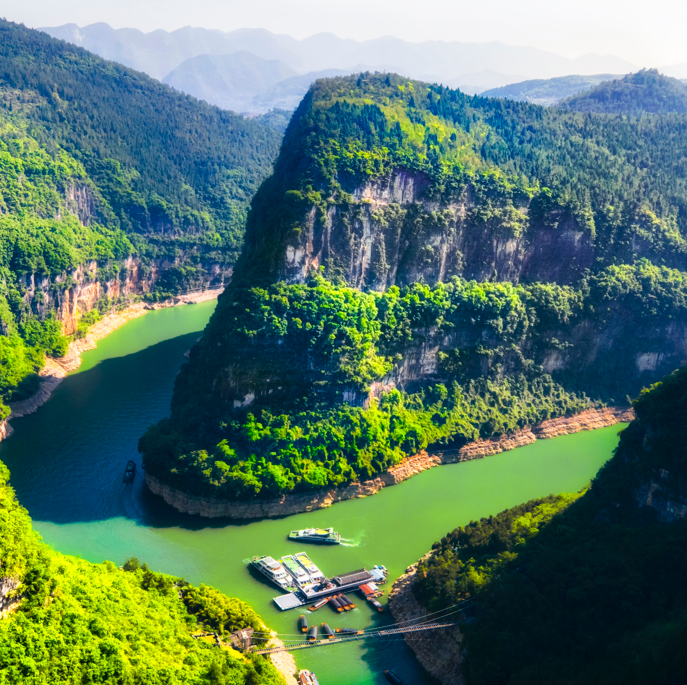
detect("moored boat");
top-left (298, 614), bottom-right (308, 633)
top-left (289, 527), bottom-right (341, 544)
top-left (299, 670), bottom-right (320, 685)
top-left (250, 556), bottom-right (295, 592)
top-left (309, 597), bottom-right (328, 611)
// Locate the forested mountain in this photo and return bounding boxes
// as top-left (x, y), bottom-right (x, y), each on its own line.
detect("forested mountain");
top-left (481, 73), bottom-right (619, 106)
top-left (0, 20), bottom-right (280, 417)
top-left (0, 461), bottom-right (283, 683)
top-left (412, 366), bottom-right (687, 685)
top-left (140, 72), bottom-right (687, 504)
top-left (162, 51), bottom-right (298, 113)
top-left (558, 68), bottom-right (687, 114)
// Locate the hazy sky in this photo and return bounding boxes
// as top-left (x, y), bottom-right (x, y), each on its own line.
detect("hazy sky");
top-left (2, 0), bottom-right (686, 67)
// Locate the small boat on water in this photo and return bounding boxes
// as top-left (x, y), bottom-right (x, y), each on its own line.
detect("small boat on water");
top-left (298, 615), bottom-right (308, 633)
top-left (289, 527), bottom-right (341, 544)
top-left (123, 460), bottom-right (136, 483)
top-left (307, 625), bottom-right (318, 642)
top-left (299, 670), bottom-right (320, 685)
top-left (384, 670), bottom-right (403, 685)
top-left (321, 622), bottom-right (335, 639)
top-left (309, 597), bottom-right (328, 611)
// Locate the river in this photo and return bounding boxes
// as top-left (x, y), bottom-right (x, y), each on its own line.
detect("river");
top-left (0, 300), bottom-right (626, 685)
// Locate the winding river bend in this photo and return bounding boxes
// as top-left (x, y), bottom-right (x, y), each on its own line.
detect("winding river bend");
top-left (0, 300), bottom-right (626, 685)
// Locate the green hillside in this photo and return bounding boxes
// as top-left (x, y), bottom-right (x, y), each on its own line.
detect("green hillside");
top-left (414, 366), bottom-right (687, 685)
top-left (141, 72), bottom-right (687, 502)
top-left (0, 20), bottom-right (281, 417)
top-left (558, 68), bottom-right (687, 114)
top-left (0, 460), bottom-right (284, 684)
top-left (480, 73), bottom-right (619, 106)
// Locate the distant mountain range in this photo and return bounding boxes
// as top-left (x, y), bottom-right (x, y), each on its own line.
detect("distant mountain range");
top-left (41, 23), bottom-right (641, 113)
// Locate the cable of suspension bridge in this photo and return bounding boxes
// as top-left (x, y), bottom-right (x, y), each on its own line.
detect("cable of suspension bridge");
top-left (251, 600), bottom-right (469, 640)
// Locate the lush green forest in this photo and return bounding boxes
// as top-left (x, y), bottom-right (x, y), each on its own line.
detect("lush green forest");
top-left (0, 460), bottom-right (283, 685)
top-left (141, 259), bottom-right (687, 499)
top-left (234, 71), bottom-right (687, 286)
top-left (558, 69), bottom-right (687, 115)
top-left (413, 366), bottom-right (687, 685)
top-left (0, 20), bottom-right (281, 417)
top-left (480, 74), bottom-right (618, 107)
top-left (142, 71), bottom-right (687, 499)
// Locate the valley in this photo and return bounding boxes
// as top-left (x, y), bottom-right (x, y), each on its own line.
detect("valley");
top-left (0, 14), bottom-right (686, 685)
top-left (0, 300), bottom-right (626, 685)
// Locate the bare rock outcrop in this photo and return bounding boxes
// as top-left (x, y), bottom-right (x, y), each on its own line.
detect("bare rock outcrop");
top-left (0, 577), bottom-right (21, 618)
top-left (2, 289), bottom-right (222, 439)
top-left (388, 561), bottom-right (464, 685)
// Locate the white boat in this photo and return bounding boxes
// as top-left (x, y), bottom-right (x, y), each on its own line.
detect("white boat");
top-left (295, 551), bottom-right (326, 583)
top-left (288, 527), bottom-right (341, 544)
top-left (299, 670), bottom-right (320, 685)
top-left (250, 556), bottom-right (295, 591)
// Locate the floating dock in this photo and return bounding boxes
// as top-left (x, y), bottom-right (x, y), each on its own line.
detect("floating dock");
top-left (273, 564), bottom-right (388, 610)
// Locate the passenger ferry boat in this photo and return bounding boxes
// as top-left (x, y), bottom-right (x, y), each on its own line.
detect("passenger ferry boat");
top-left (250, 556), bottom-right (296, 591)
top-left (294, 552), bottom-right (326, 583)
top-left (288, 527), bottom-right (341, 544)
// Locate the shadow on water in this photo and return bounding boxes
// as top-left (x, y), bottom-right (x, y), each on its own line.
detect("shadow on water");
top-left (356, 609), bottom-right (443, 685)
top-left (0, 330), bottom-right (241, 529)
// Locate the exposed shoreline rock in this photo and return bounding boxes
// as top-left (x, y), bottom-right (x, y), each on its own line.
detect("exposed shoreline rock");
top-left (145, 406), bottom-right (635, 519)
top-left (2, 289), bottom-right (222, 435)
top-left (388, 559), bottom-right (464, 685)
top-left (264, 628), bottom-right (297, 685)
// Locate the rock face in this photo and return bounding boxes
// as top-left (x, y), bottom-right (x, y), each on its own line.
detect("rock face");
top-left (267, 171), bottom-right (594, 290)
top-left (145, 406), bottom-right (633, 518)
top-left (388, 561), bottom-right (464, 685)
top-left (2, 289), bottom-right (221, 439)
top-left (20, 256), bottom-right (227, 336)
top-left (0, 577), bottom-right (21, 618)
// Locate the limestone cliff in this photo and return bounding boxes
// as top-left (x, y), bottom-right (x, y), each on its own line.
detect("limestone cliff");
top-left (272, 170), bottom-right (594, 290)
top-left (20, 256), bottom-right (227, 337)
top-left (389, 561), bottom-right (463, 685)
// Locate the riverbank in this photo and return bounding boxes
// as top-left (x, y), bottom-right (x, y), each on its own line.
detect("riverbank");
top-left (1, 289), bottom-right (222, 437)
top-left (388, 558), bottom-right (464, 685)
top-left (145, 406), bottom-right (635, 518)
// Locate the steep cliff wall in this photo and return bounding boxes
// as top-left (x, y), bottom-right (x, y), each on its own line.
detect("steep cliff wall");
top-left (19, 255), bottom-right (227, 336)
top-left (389, 561), bottom-right (464, 685)
top-left (4, 289), bottom-right (221, 432)
top-left (276, 170), bottom-right (594, 290)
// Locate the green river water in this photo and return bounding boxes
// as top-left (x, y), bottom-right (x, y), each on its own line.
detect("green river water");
top-left (0, 300), bottom-right (626, 685)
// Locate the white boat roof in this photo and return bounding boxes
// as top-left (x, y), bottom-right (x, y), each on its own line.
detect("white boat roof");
top-left (262, 557), bottom-right (282, 570)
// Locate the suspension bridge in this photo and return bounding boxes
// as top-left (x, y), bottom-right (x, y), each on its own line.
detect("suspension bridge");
top-left (243, 600), bottom-right (472, 654)
top-left (251, 621), bottom-right (457, 654)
